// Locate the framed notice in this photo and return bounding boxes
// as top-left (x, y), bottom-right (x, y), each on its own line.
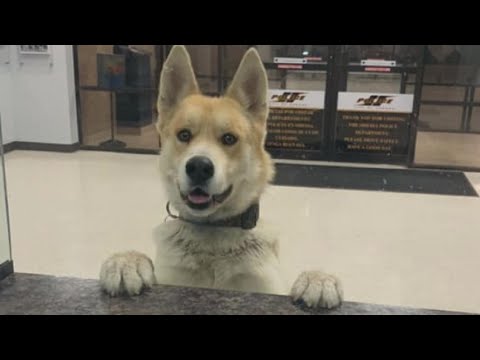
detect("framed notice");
top-left (97, 54), bottom-right (126, 89)
top-left (336, 92), bottom-right (414, 156)
top-left (266, 90), bottom-right (325, 151)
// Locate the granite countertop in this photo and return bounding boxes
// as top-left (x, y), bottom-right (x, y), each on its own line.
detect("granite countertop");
top-left (0, 273), bottom-right (470, 315)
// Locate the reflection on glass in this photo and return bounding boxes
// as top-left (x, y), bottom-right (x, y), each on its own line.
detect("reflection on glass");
top-left (6, 44), bottom-right (480, 315)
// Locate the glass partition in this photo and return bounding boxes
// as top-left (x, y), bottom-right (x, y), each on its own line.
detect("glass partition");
top-left (0, 114), bottom-right (12, 280)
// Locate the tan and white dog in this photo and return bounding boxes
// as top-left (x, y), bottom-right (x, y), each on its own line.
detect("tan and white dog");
top-left (99, 45), bottom-right (343, 309)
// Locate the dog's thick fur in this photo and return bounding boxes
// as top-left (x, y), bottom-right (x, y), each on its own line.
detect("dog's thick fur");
top-left (100, 46), bottom-right (343, 309)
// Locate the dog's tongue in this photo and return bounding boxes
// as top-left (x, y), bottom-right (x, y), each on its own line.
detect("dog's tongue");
top-left (188, 189), bottom-right (211, 204)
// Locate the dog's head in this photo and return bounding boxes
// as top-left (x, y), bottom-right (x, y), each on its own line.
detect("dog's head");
top-left (156, 45), bottom-right (274, 221)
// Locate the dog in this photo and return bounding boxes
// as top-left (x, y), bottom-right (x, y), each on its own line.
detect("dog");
top-left (99, 45), bottom-right (343, 309)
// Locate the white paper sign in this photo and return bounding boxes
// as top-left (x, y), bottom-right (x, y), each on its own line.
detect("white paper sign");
top-left (337, 92), bottom-right (414, 113)
top-left (268, 89), bottom-right (325, 109)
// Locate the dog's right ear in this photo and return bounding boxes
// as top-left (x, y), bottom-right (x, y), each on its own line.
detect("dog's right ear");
top-left (157, 45), bottom-right (199, 131)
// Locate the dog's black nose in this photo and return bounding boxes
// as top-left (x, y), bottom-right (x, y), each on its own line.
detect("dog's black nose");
top-left (186, 156), bottom-right (214, 184)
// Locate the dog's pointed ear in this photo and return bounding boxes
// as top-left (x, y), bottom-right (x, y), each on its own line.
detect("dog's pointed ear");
top-left (157, 45), bottom-right (199, 128)
top-left (225, 48), bottom-right (268, 123)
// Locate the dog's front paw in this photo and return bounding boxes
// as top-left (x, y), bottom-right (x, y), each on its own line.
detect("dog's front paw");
top-left (291, 271), bottom-right (343, 309)
top-left (99, 251), bottom-right (155, 297)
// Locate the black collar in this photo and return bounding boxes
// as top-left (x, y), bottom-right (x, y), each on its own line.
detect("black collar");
top-left (165, 202), bottom-right (259, 230)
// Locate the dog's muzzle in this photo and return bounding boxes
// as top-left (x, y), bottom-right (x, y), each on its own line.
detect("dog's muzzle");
top-left (180, 185), bottom-right (233, 210)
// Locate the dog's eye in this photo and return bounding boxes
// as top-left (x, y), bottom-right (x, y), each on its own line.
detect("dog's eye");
top-left (221, 133), bottom-right (237, 146)
top-left (177, 129), bottom-right (192, 143)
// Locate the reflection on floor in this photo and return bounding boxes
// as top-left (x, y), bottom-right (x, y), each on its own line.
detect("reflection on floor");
top-left (415, 131), bottom-right (480, 168)
top-left (4, 150), bottom-right (480, 313)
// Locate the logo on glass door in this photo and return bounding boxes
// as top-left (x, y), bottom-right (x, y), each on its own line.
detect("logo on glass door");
top-left (270, 92), bottom-right (307, 103)
top-left (356, 95), bottom-right (394, 107)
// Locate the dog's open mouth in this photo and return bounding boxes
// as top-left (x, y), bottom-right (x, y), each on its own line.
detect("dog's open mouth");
top-left (181, 185), bottom-right (233, 210)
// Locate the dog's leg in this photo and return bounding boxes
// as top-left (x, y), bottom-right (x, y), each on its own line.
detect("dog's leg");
top-left (99, 251), bottom-right (155, 296)
top-left (290, 271), bottom-right (343, 309)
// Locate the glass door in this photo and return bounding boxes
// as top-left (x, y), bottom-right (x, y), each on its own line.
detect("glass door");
top-left (0, 114), bottom-right (13, 280)
top-left (333, 45), bottom-right (424, 165)
top-left (254, 45), bottom-right (333, 161)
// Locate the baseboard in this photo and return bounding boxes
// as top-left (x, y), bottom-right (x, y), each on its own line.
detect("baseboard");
top-left (0, 260), bottom-right (13, 281)
top-left (2, 142), bottom-right (16, 154)
top-left (3, 141), bottom-right (80, 154)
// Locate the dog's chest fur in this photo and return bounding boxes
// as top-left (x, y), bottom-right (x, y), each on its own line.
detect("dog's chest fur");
top-left (153, 220), bottom-right (284, 293)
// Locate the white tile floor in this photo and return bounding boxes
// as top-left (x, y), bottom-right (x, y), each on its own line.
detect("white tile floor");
top-left (4, 150), bottom-right (480, 313)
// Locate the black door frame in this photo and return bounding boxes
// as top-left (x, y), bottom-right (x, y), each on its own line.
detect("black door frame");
top-left (264, 45), bottom-right (335, 161)
top-left (332, 45), bottom-right (425, 165)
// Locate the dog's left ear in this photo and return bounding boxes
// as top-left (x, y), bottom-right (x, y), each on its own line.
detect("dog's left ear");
top-left (225, 48), bottom-right (268, 123)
